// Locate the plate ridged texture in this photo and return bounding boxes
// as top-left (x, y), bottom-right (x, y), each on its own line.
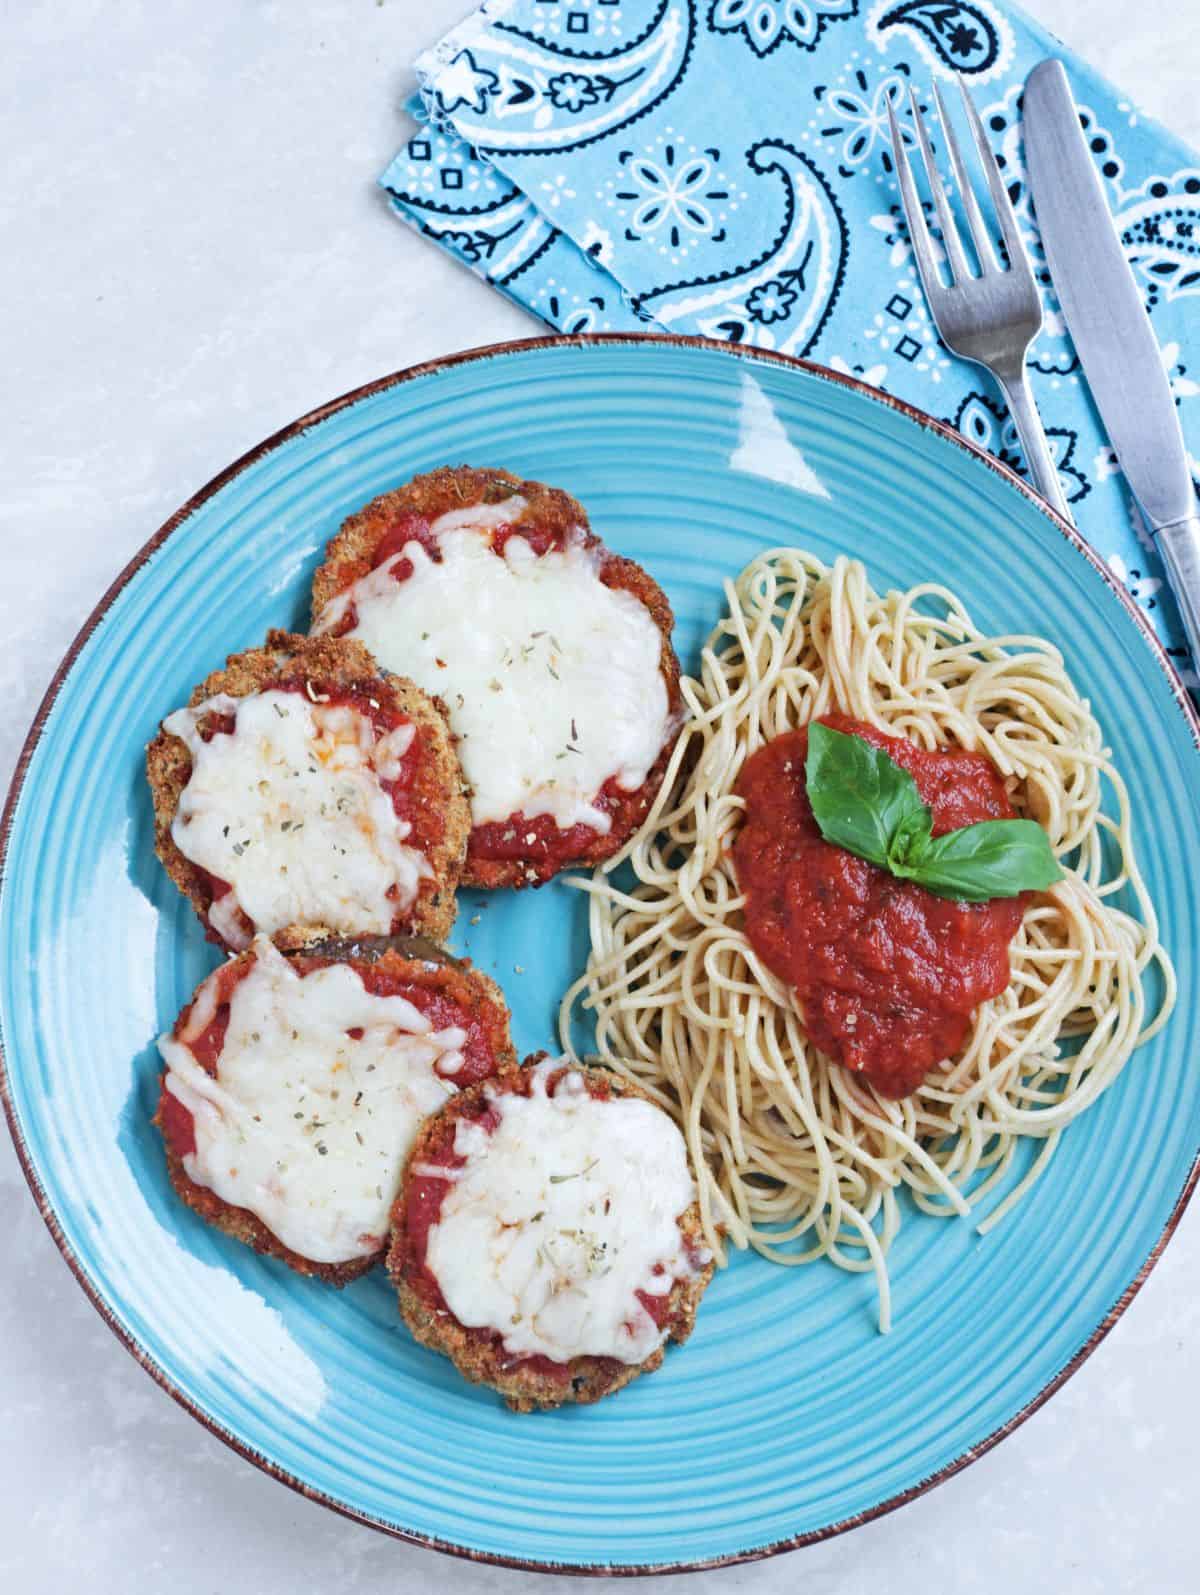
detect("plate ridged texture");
top-left (2, 340), bottom-right (1198, 1572)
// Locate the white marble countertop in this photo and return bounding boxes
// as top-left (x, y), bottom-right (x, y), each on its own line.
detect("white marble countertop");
top-left (2, 3), bottom-right (1197, 1591)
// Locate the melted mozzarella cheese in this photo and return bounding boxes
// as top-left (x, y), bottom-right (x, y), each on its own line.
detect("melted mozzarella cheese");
top-left (164, 688), bottom-right (431, 948)
top-left (313, 506), bottom-right (672, 830)
top-left (160, 937), bottom-right (464, 1264)
top-left (425, 1060), bottom-right (699, 1364)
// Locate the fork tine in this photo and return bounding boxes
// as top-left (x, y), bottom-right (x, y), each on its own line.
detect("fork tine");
top-left (886, 95), bottom-right (943, 307)
top-left (956, 74), bottom-right (1028, 274)
top-left (906, 84), bottom-right (971, 284)
top-left (932, 83), bottom-right (997, 273)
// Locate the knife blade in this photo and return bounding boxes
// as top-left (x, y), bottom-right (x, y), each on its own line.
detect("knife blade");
top-left (1023, 58), bottom-right (1200, 660)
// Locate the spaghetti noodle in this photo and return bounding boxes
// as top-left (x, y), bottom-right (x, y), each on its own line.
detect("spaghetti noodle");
top-left (558, 551), bottom-right (1175, 1329)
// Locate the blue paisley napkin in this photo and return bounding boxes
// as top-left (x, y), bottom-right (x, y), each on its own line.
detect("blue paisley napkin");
top-left (382, 0), bottom-right (1200, 677)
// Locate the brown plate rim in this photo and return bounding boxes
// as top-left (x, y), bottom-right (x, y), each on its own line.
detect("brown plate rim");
top-left (2, 331), bottom-right (1198, 1576)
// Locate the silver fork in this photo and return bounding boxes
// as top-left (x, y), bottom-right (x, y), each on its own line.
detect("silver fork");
top-left (886, 80), bottom-right (1073, 523)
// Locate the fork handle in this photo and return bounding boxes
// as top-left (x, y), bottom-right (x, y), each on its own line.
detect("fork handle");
top-left (1154, 513), bottom-right (1200, 668)
top-left (996, 369), bottom-right (1074, 525)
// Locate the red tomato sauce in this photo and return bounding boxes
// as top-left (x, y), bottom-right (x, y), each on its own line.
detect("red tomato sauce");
top-left (370, 510), bottom-right (446, 577)
top-left (399, 1093), bottom-right (496, 1294)
top-left (732, 714), bottom-right (1026, 1099)
top-left (158, 1090), bottom-right (199, 1159)
top-left (158, 957), bottom-right (251, 1158)
top-left (310, 958), bottom-right (503, 1090)
top-left (370, 507), bottom-right (583, 572)
top-left (159, 951), bottom-right (503, 1160)
top-left (490, 522), bottom-right (570, 560)
top-left (369, 509), bottom-right (577, 575)
top-left (467, 775), bottom-right (631, 869)
top-left (635, 1270), bottom-right (671, 1329)
top-left (196, 712), bottom-right (236, 741)
top-left (193, 864), bottom-right (237, 925)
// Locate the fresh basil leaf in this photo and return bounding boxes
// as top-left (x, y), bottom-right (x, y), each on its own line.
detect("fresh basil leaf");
top-left (804, 721), bottom-right (1063, 903)
top-left (887, 805), bottom-right (934, 877)
top-left (805, 723), bottom-right (927, 869)
top-left (907, 818), bottom-right (1065, 902)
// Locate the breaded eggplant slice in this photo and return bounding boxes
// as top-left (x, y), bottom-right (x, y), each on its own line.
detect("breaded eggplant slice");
top-left (388, 1054), bottom-right (713, 1409)
top-left (310, 467), bottom-right (681, 889)
top-left (154, 934), bottom-right (515, 1281)
top-left (147, 630), bottom-right (468, 950)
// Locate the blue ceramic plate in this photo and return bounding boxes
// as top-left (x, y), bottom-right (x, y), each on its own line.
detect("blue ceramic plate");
top-left (3, 338), bottom-right (1199, 1573)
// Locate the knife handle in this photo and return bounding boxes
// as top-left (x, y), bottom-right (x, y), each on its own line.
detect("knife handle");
top-left (1154, 513), bottom-right (1200, 667)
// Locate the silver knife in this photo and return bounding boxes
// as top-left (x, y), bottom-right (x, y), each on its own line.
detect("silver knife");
top-left (1023, 58), bottom-right (1200, 662)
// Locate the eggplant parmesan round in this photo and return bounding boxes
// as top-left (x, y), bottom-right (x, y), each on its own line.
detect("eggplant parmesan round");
top-left (146, 630), bottom-right (469, 951)
top-left (387, 1055), bottom-right (714, 1410)
top-left (309, 467), bottom-right (681, 888)
top-left (154, 934), bottom-right (516, 1281)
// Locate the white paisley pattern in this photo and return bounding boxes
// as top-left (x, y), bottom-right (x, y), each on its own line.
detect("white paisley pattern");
top-left (709, 0), bottom-right (857, 57)
top-left (817, 70), bottom-right (909, 169)
top-left (604, 131), bottom-right (748, 265)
